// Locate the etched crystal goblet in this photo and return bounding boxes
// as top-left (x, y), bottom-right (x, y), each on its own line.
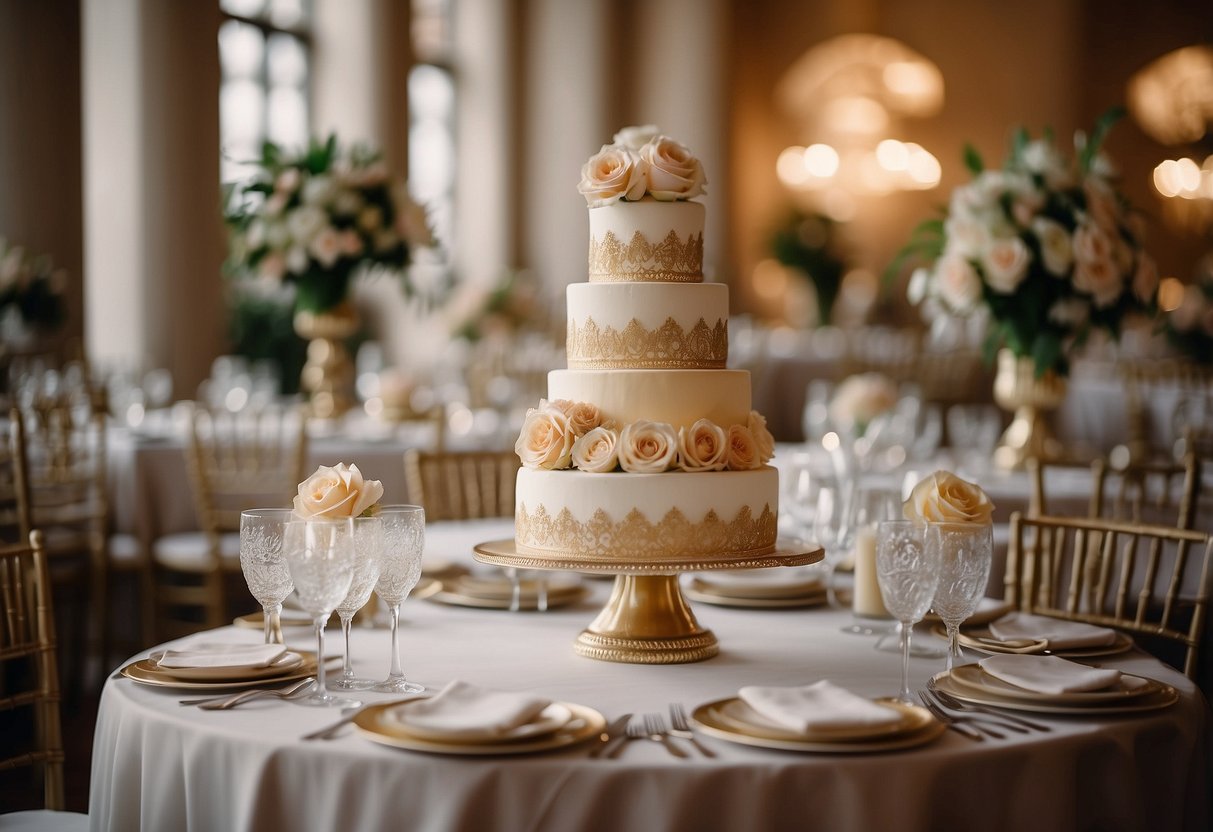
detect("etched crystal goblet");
top-left (372, 505), bottom-right (426, 694)
top-left (927, 522), bottom-right (994, 673)
top-left (238, 508), bottom-right (295, 645)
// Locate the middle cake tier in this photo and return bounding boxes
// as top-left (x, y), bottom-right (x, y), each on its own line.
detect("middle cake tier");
top-left (547, 369), bottom-right (750, 431)
top-left (566, 282), bottom-right (729, 369)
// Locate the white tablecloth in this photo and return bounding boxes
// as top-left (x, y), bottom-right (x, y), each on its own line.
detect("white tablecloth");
top-left (89, 521), bottom-right (1210, 832)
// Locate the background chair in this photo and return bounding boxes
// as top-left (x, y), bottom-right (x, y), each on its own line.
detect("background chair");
top-left (0, 529), bottom-right (87, 828)
top-left (1028, 452), bottom-right (1202, 529)
top-left (403, 448), bottom-right (520, 522)
top-left (1005, 511), bottom-right (1213, 682)
top-left (152, 403), bottom-right (307, 639)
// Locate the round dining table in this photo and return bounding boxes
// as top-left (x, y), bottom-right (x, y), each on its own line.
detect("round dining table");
top-left (88, 519), bottom-right (1210, 832)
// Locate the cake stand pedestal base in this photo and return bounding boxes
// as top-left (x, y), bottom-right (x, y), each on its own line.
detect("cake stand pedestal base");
top-left (575, 575), bottom-right (717, 664)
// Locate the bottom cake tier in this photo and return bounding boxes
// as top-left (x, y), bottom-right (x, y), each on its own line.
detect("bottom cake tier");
top-left (514, 466), bottom-right (779, 562)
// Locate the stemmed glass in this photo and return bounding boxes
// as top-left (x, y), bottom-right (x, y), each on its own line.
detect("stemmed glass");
top-left (283, 518), bottom-right (358, 708)
top-left (875, 520), bottom-right (942, 703)
top-left (238, 508), bottom-right (295, 645)
top-left (331, 517), bottom-right (384, 691)
top-left (927, 522), bottom-right (994, 673)
top-left (373, 505), bottom-right (427, 694)
top-left (813, 485), bottom-right (854, 607)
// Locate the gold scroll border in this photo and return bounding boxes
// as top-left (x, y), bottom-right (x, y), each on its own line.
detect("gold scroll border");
top-left (566, 316), bottom-right (728, 370)
top-left (588, 229), bottom-right (704, 283)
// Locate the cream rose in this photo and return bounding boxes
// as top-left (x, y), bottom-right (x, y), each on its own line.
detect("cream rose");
top-left (1072, 221), bottom-right (1113, 265)
top-left (515, 405), bottom-right (574, 470)
top-left (1073, 255), bottom-right (1124, 308)
top-left (571, 426), bottom-right (620, 473)
top-left (612, 124), bottom-right (660, 151)
top-left (578, 145), bottom-right (648, 207)
top-left (677, 419), bottom-right (728, 472)
top-left (747, 410), bottom-right (775, 464)
top-left (293, 463), bottom-right (384, 519)
top-left (943, 216), bottom-right (988, 259)
top-left (903, 470), bottom-right (994, 525)
top-left (725, 424), bottom-right (761, 471)
top-left (934, 253), bottom-right (982, 313)
top-left (1031, 217), bottom-right (1073, 277)
top-left (981, 236), bottom-right (1031, 294)
top-left (640, 136), bottom-right (706, 201)
top-left (618, 420), bottom-right (678, 473)
top-left (829, 373), bottom-right (899, 434)
top-left (566, 401), bottom-right (604, 437)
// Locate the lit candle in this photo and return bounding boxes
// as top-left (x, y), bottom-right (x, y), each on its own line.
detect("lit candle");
top-left (851, 525), bottom-right (890, 618)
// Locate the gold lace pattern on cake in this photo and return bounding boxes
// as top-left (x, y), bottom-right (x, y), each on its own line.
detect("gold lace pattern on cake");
top-left (567, 316), bottom-right (727, 369)
top-left (516, 503), bottom-right (777, 559)
top-left (588, 230), bottom-right (704, 282)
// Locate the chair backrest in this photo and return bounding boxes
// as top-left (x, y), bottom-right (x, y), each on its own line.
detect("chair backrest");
top-left (1005, 511), bottom-right (1213, 678)
top-left (1028, 453), bottom-right (1201, 529)
top-left (0, 530), bottom-right (65, 810)
top-left (1120, 357), bottom-right (1213, 459)
top-left (21, 391), bottom-right (108, 546)
top-left (404, 449), bottom-right (520, 522)
top-left (0, 408), bottom-right (33, 545)
top-left (185, 403), bottom-right (308, 542)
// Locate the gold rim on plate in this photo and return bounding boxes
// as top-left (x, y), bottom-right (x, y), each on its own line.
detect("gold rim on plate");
top-left (427, 581), bottom-right (588, 611)
top-left (140, 650), bottom-right (304, 682)
top-left (944, 664), bottom-right (1164, 704)
top-left (683, 585), bottom-right (828, 610)
top-left (690, 696), bottom-right (946, 753)
top-left (687, 575), bottom-right (826, 601)
top-left (939, 625), bottom-right (1135, 658)
top-left (930, 671), bottom-right (1179, 715)
top-left (119, 650), bottom-right (330, 690)
top-left (354, 701), bottom-right (605, 755)
top-left (379, 701), bottom-right (574, 744)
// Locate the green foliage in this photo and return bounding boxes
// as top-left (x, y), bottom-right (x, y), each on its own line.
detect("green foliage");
top-left (963, 143), bottom-right (984, 175)
top-left (226, 291), bottom-right (307, 395)
top-left (769, 211), bottom-right (848, 325)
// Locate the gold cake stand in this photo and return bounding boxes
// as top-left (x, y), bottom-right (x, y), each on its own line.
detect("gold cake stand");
top-left (472, 539), bottom-right (823, 665)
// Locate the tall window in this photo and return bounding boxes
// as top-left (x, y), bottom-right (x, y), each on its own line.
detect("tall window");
top-left (409, 0), bottom-right (456, 252)
top-left (218, 0), bottom-right (312, 184)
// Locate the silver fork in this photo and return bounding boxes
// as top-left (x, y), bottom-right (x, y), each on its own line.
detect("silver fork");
top-left (179, 677), bottom-right (315, 707)
top-left (921, 689), bottom-right (1032, 736)
top-left (195, 679), bottom-right (316, 710)
top-left (916, 691), bottom-right (986, 740)
top-left (668, 703), bottom-right (715, 758)
top-left (629, 714), bottom-right (688, 758)
top-left (929, 686), bottom-right (1052, 732)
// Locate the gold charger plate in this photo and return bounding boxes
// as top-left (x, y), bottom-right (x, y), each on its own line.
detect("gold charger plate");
top-left (941, 625), bottom-right (1135, 658)
top-left (691, 696), bottom-right (945, 753)
top-left (381, 700), bottom-right (574, 744)
top-left (142, 650), bottom-right (304, 682)
top-left (684, 582), bottom-right (828, 610)
top-left (946, 664), bottom-right (1164, 705)
top-left (427, 577), bottom-right (588, 611)
top-left (931, 671), bottom-right (1179, 716)
top-left (354, 701), bottom-right (604, 755)
top-left (119, 650), bottom-right (328, 691)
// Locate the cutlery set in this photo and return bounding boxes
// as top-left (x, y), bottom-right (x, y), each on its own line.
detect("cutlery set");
top-left (592, 707), bottom-right (714, 759)
top-left (916, 688), bottom-right (1051, 741)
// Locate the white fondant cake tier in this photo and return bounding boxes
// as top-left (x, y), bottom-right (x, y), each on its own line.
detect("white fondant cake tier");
top-left (566, 282), bottom-right (728, 369)
top-left (588, 198), bottom-right (704, 282)
top-left (547, 369), bottom-right (751, 430)
top-left (515, 466), bottom-right (779, 561)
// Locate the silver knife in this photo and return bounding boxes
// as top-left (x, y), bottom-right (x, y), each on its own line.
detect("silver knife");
top-left (588, 713), bottom-right (632, 758)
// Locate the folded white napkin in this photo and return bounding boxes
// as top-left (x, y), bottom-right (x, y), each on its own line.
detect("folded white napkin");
top-left (988, 612), bottom-right (1118, 649)
top-left (393, 680), bottom-right (552, 738)
top-left (738, 680), bottom-right (903, 733)
top-left (979, 654), bottom-right (1122, 694)
top-left (154, 642), bottom-right (287, 669)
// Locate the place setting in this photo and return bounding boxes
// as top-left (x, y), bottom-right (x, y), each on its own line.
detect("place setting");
top-left (682, 566), bottom-right (827, 609)
top-left (118, 641), bottom-right (327, 692)
top-left (933, 610), bottom-right (1136, 659)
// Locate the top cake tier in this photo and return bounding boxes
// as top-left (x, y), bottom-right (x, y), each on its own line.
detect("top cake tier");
top-left (588, 199), bottom-right (704, 283)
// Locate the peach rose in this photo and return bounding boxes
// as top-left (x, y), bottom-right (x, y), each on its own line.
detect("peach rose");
top-left (566, 401), bottom-right (604, 437)
top-left (515, 405), bottom-right (574, 470)
top-left (293, 463), bottom-right (384, 519)
top-left (641, 136), bottom-right (706, 201)
top-left (572, 426), bottom-right (620, 473)
top-left (980, 236), bottom-right (1031, 294)
top-left (934, 253), bottom-right (982, 313)
top-left (748, 410), bottom-right (775, 464)
top-left (578, 145), bottom-right (648, 207)
top-left (903, 470), bottom-right (994, 525)
top-left (618, 420), bottom-right (678, 473)
top-left (677, 419), bottom-right (728, 472)
top-left (1073, 255), bottom-right (1124, 308)
top-left (725, 424), bottom-right (761, 471)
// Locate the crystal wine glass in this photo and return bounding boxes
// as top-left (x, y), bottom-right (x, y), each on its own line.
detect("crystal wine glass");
top-left (283, 518), bottom-right (358, 708)
top-left (813, 484), bottom-right (854, 607)
top-left (239, 508), bottom-right (295, 645)
top-left (927, 522), bottom-right (994, 673)
top-left (372, 505), bottom-right (426, 694)
top-left (875, 520), bottom-right (942, 703)
top-left (331, 516), bottom-right (384, 691)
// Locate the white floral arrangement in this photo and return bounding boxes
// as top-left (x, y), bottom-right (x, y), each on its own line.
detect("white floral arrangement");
top-left (577, 125), bottom-right (707, 207)
top-left (515, 399), bottom-right (773, 473)
top-left (225, 135), bottom-right (434, 314)
top-left (828, 373), bottom-right (899, 437)
top-left (895, 110), bottom-right (1158, 377)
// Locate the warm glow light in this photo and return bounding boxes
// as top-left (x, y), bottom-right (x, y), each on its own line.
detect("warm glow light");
top-left (1154, 155), bottom-right (1213, 200)
top-left (821, 431), bottom-right (841, 453)
top-left (822, 96), bottom-right (889, 135)
top-left (822, 188), bottom-right (856, 221)
top-left (1155, 160), bottom-right (1181, 197)
top-left (777, 146), bottom-right (810, 186)
top-left (1159, 276), bottom-right (1186, 312)
top-left (803, 143), bottom-right (840, 177)
top-left (906, 144), bottom-right (942, 187)
top-left (753, 259), bottom-right (789, 300)
top-left (876, 139), bottom-right (909, 171)
top-left (1178, 157), bottom-right (1202, 192)
top-left (858, 152), bottom-right (893, 192)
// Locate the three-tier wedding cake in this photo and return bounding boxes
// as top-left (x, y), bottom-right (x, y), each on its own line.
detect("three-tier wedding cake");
top-left (513, 126), bottom-right (779, 563)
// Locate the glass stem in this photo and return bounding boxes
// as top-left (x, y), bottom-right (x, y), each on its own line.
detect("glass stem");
top-left (340, 615), bottom-right (355, 679)
top-left (263, 603), bottom-right (282, 645)
top-left (899, 620), bottom-right (913, 703)
top-left (824, 558), bottom-right (839, 608)
top-left (508, 568), bottom-right (522, 612)
top-left (388, 603), bottom-right (403, 679)
top-left (945, 623), bottom-right (960, 673)
top-left (314, 617), bottom-right (328, 700)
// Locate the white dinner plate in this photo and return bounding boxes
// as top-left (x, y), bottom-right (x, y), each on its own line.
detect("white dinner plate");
top-left (355, 701), bottom-right (604, 755)
top-left (145, 650), bottom-right (304, 682)
top-left (930, 672), bottom-right (1179, 716)
top-left (119, 651), bottom-right (331, 691)
top-left (683, 583), bottom-right (828, 610)
top-left (708, 696), bottom-right (920, 742)
top-left (945, 664), bottom-right (1163, 705)
top-left (381, 700), bottom-right (574, 744)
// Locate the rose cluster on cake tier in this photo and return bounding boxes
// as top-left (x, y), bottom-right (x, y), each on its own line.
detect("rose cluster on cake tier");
top-left (513, 126), bottom-right (779, 564)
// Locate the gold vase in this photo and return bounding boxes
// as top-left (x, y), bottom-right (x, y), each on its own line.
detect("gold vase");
top-left (992, 349), bottom-right (1067, 470)
top-left (293, 302), bottom-right (359, 419)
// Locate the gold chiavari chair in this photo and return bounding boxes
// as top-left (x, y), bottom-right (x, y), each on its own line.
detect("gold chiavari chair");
top-left (1120, 357), bottom-right (1213, 461)
top-left (152, 403), bottom-right (307, 638)
top-left (0, 409), bottom-right (33, 545)
top-left (0, 530), bottom-right (86, 825)
top-left (1005, 512), bottom-right (1213, 680)
top-left (403, 449), bottom-right (520, 522)
top-left (1028, 453), bottom-right (1202, 529)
